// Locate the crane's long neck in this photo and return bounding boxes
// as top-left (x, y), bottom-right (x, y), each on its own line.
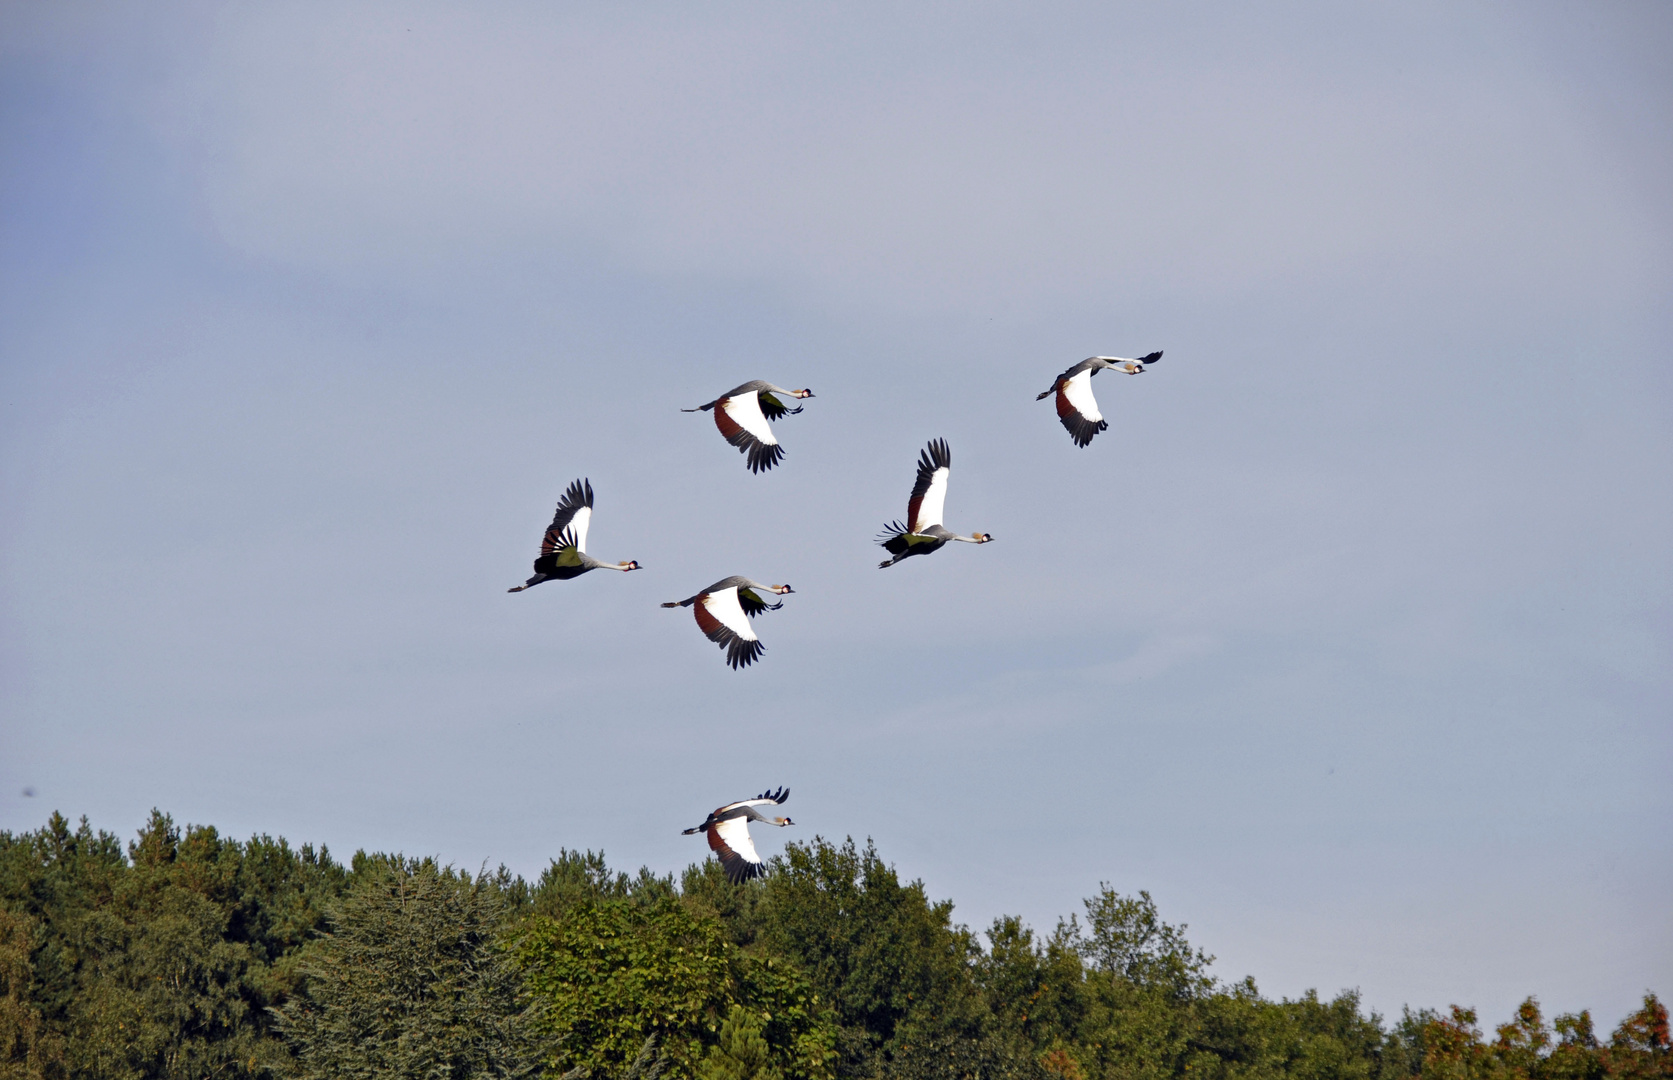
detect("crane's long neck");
top-left (949, 533), bottom-right (984, 543)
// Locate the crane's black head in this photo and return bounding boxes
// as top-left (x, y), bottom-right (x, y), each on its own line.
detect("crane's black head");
top-left (776, 584), bottom-right (795, 594)
top-left (796, 388), bottom-right (815, 399)
top-left (625, 560), bottom-right (643, 571)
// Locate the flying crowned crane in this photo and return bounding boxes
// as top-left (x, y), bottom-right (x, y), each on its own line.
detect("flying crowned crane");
top-left (661, 576), bottom-right (794, 669)
top-left (507, 479), bottom-right (640, 591)
top-left (877, 438), bottom-right (993, 568)
top-left (683, 787), bottom-right (793, 884)
top-left (683, 381), bottom-right (814, 473)
top-left (1036, 352), bottom-right (1163, 447)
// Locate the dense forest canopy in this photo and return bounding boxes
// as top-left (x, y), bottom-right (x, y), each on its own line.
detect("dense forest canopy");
top-left (0, 812), bottom-right (1665, 1080)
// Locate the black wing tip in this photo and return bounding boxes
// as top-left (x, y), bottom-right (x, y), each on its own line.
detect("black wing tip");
top-left (722, 855), bottom-right (764, 885)
top-left (755, 786), bottom-right (789, 804)
top-left (726, 638), bottom-right (766, 669)
top-left (1062, 415), bottom-right (1109, 447)
top-left (746, 443), bottom-right (786, 473)
top-left (1140, 350), bottom-right (1162, 364)
top-left (566, 478), bottom-right (594, 506)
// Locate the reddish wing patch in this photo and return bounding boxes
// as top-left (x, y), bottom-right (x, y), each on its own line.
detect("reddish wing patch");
top-left (693, 597), bottom-right (721, 636)
top-left (713, 401), bottom-right (743, 439)
top-left (1055, 383), bottom-right (1077, 421)
top-left (705, 821), bottom-right (762, 883)
top-left (906, 494), bottom-right (924, 530)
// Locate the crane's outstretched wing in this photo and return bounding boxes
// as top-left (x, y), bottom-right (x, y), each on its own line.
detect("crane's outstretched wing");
top-left (543, 528), bottom-right (584, 568)
top-left (708, 816), bottom-right (764, 883)
top-left (1056, 371), bottom-right (1108, 448)
top-left (877, 519), bottom-right (935, 555)
top-left (757, 391), bottom-right (804, 422)
top-left (541, 479), bottom-right (594, 554)
top-left (714, 394), bottom-right (785, 473)
top-left (709, 788), bottom-right (792, 818)
top-left (906, 439), bottom-right (951, 533)
top-left (737, 587), bottom-right (785, 617)
top-left (694, 588), bottom-right (765, 669)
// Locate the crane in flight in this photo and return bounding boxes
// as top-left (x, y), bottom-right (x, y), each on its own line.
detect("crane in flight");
top-left (1036, 351), bottom-right (1162, 447)
top-left (508, 479), bottom-right (640, 591)
top-left (683, 381), bottom-right (815, 473)
top-left (683, 787), bottom-right (793, 884)
top-left (877, 438), bottom-right (993, 568)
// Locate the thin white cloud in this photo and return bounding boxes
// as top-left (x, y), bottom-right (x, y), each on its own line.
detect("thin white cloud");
top-left (173, 2), bottom-right (1666, 311)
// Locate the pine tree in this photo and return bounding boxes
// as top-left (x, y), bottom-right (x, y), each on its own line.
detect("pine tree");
top-left (275, 858), bottom-right (534, 1079)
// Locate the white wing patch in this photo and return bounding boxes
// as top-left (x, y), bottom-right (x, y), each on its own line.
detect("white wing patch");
top-left (1062, 370), bottom-right (1102, 423)
top-left (713, 815), bottom-right (762, 866)
top-left (911, 468), bottom-right (950, 532)
top-left (720, 394), bottom-right (778, 447)
top-left (568, 505), bottom-right (592, 554)
top-left (702, 588), bottom-right (759, 643)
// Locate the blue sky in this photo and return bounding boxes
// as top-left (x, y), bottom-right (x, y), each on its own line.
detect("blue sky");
top-left (2, 1), bottom-right (1669, 1026)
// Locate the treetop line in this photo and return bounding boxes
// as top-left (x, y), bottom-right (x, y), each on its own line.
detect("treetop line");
top-left (0, 810), bottom-right (1665, 1080)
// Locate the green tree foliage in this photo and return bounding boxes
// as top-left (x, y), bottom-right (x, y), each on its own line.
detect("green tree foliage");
top-left (1604, 995), bottom-right (1671, 1080)
top-left (699, 1006), bottom-right (784, 1080)
top-left (0, 907), bottom-right (64, 1079)
top-left (275, 856), bottom-right (533, 1078)
top-left (0, 810), bottom-right (345, 1079)
top-left (1072, 889), bottom-right (1214, 1002)
top-left (1413, 996), bottom-right (1670, 1080)
top-left (516, 895), bottom-right (835, 1080)
top-left (0, 811), bottom-right (1665, 1080)
top-left (754, 836), bottom-right (986, 1073)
